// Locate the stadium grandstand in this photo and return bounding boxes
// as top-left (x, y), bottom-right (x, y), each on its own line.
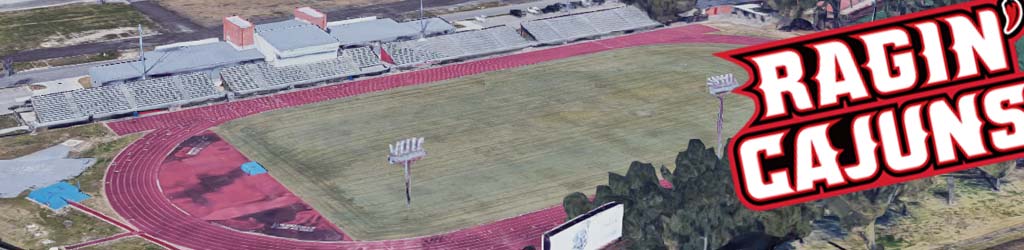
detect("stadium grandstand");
top-left (220, 50), bottom-right (387, 95)
top-left (26, 3), bottom-right (662, 129)
top-left (88, 41), bottom-right (263, 86)
top-left (522, 6), bottom-right (661, 45)
top-left (31, 72), bottom-right (222, 127)
top-left (382, 26), bottom-right (534, 67)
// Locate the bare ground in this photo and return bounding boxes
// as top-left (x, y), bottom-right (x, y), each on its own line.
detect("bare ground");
top-left (154, 0), bottom-right (402, 27)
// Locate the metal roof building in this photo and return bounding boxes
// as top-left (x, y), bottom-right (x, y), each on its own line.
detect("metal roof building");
top-left (327, 18), bottom-right (456, 47)
top-left (89, 42), bottom-right (263, 85)
top-left (255, 20), bottom-right (341, 66)
top-left (257, 23), bottom-right (340, 54)
top-left (328, 18), bottom-right (416, 47)
top-left (400, 18), bottom-right (456, 36)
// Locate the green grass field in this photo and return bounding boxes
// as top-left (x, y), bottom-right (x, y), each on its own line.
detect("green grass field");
top-left (0, 3), bottom-right (154, 57)
top-left (214, 44), bottom-right (755, 240)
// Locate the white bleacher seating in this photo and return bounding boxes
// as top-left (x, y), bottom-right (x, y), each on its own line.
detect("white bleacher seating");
top-left (220, 56), bottom-right (376, 95)
top-left (522, 6), bottom-right (661, 45)
top-left (31, 72), bottom-right (223, 127)
top-left (383, 26), bottom-right (534, 67)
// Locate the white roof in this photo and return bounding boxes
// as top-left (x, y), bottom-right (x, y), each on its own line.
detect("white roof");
top-left (227, 16), bottom-right (252, 28)
top-left (297, 7), bottom-right (324, 18)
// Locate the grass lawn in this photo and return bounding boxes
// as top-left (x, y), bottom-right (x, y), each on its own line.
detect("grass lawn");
top-left (214, 44), bottom-right (753, 240)
top-left (80, 236), bottom-right (163, 250)
top-left (0, 123), bottom-right (110, 160)
top-left (13, 50), bottom-right (121, 71)
top-left (156, 0), bottom-right (399, 27)
top-left (0, 114), bottom-right (20, 129)
top-left (0, 3), bottom-right (154, 57)
top-left (794, 169), bottom-right (1024, 250)
top-left (0, 134), bottom-right (139, 249)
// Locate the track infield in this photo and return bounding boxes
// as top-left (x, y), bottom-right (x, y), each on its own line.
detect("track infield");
top-left (213, 43), bottom-right (755, 240)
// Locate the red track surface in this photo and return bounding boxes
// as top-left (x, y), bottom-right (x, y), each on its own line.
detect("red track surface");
top-left (104, 24), bottom-right (771, 250)
top-left (159, 132), bottom-right (347, 241)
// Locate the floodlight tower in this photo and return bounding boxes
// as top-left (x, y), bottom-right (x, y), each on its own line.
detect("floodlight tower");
top-left (418, 0), bottom-right (427, 41)
top-left (388, 137), bottom-right (426, 207)
top-left (706, 74), bottom-right (739, 157)
top-left (138, 24), bottom-right (146, 80)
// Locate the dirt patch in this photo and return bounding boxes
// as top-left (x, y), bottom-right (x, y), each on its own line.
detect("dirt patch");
top-left (0, 123), bottom-right (111, 160)
top-left (702, 20), bottom-right (812, 40)
top-left (0, 3), bottom-right (156, 57)
top-left (0, 114), bottom-right (20, 129)
top-left (78, 77), bottom-right (92, 88)
top-left (39, 27), bottom-right (157, 49)
top-left (155, 0), bottom-right (402, 27)
top-left (14, 50), bottom-right (120, 72)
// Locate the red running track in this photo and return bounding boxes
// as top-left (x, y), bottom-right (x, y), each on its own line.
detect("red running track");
top-left (103, 24), bottom-right (772, 250)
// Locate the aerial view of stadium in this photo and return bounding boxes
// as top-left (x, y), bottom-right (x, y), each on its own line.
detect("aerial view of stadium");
top-left (5, 0), bottom-right (1024, 249)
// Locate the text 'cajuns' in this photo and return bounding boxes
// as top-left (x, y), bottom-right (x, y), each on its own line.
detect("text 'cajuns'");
top-left (717, 0), bottom-right (1024, 211)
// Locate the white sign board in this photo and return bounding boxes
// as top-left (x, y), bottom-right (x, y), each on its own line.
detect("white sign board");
top-left (542, 202), bottom-right (624, 250)
top-left (707, 73), bottom-right (740, 95)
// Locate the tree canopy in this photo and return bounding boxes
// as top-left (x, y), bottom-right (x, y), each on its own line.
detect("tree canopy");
top-left (563, 139), bottom-right (821, 249)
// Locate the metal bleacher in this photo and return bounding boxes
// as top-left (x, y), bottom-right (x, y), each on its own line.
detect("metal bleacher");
top-left (383, 26), bottom-right (534, 67)
top-left (31, 72), bottom-right (223, 127)
top-left (220, 56), bottom-right (386, 95)
top-left (32, 92), bottom-right (86, 127)
top-left (341, 47), bottom-right (384, 68)
top-left (522, 6), bottom-right (661, 45)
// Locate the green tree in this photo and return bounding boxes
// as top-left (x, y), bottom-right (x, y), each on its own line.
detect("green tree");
top-left (978, 160), bottom-right (1016, 191)
top-left (622, 0), bottom-right (697, 23)
top-left (563, 139), bottom-right (820, 250)
top-left (563, 192), bottom-right (594, 220)
top-left (890, 178), bottom-right (935, 216)
top-left (827, 185), bottom-right (903, 250)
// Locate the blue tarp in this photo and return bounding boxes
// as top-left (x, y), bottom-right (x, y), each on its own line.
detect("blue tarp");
top-left (241, 161), bottom-right (267, 175)
top-left (27, 182), bottom-right (90, 210)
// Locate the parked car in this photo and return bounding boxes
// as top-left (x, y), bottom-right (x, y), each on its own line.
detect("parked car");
top-left (510, 9), bottom-right (526, 18)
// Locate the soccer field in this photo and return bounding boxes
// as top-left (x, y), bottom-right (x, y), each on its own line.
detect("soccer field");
top-left (213, 44), bottom-right (754, 240)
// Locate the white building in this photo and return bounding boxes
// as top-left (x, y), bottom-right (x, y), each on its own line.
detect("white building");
top-left (254, 19), bottom-right (341, 67)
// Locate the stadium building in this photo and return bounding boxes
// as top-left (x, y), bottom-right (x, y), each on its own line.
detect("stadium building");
top-left (23, 4), bottom-right (661, 129)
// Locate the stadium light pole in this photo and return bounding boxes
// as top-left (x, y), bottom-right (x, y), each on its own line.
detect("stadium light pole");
top-left (418, 0), bottom-right (427, 41)
top-left (138, 24), bottom-right (146, 80)
top-left (706, 74), bottom-right (739, 157)
top-left (388, 137), bottom-right (426, 207)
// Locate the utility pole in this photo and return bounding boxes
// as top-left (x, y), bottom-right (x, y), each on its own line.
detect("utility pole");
top-left (138, 24), bottom-right (146, 80)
